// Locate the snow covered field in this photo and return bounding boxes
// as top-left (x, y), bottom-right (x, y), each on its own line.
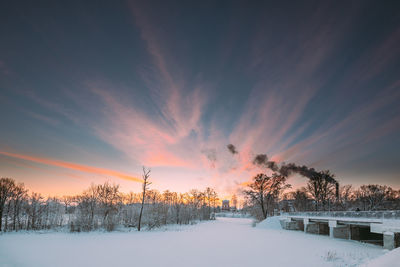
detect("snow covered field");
top-left (0, 217), bottom-right (389, 267)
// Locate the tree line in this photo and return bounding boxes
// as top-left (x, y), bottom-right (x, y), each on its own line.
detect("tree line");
top-left (241, 152), bottom-right (400, 220)
top-left (284, 184), bottom-right (400, 213)
top-left (0, 169), bottom-right (218, 232)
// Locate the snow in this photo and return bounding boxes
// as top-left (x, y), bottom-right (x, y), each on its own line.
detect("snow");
top-left (256, 215), bottom-right (282, 230)
top-left (287, 215), bottom-right (385, 223)
top-left (0, 217), bottom-right (386, 267)
top-left (360, 247), bottom-right (400, 267)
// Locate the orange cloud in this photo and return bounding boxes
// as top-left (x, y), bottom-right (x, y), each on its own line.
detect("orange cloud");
top-left (0, 151), bottom-right (141, 183)
top-left (144, 151), bottom-right (193, 168)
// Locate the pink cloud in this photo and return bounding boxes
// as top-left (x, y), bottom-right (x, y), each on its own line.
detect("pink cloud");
top-left (0, 150), bottom-right (141, 183)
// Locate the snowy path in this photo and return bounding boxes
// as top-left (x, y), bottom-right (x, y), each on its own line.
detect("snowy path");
top-left (0, 217), bottom-right (385, 267)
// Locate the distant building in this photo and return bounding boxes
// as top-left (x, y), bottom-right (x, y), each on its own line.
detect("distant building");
top-left (222, 200), bottom-right (230, 211)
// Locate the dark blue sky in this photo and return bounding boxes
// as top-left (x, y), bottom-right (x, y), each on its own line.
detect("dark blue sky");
top-left (0, 0), bottom-right (399, 195)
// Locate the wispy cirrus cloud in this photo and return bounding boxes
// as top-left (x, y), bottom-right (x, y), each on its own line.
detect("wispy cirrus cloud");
top-left (129, 2), bottom-right (207, 139)
top-left (0, 150), bottom-right (141, 183)
top-left (88, 85), bottom-right (200, 168)
top-left (80, 2), bottom-right (210, 169)
top-left (1, 1), bottom-right (400, 196)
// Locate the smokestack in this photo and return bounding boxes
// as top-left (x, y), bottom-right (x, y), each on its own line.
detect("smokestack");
top-left (336, 182), bottom-right (339, 201)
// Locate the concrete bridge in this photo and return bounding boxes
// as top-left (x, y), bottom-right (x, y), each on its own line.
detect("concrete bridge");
top-left (279, 211), bottom-right (400, 250)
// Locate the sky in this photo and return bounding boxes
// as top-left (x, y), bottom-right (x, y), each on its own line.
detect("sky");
top-left (0, 0), bottom-right (399, 197)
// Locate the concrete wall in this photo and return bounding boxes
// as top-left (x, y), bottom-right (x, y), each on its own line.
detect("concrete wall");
top-left (285, 216), bottom-right (400, 250)
top-left (296, 220), bottom-right (304, 231)
top-left (330, 225), bottom-right (350, 239)
top-left (280, 219), bottom-right (302, 230)
top-left (350, 225), bottom-right (360, 241)
top-left (319, 223), bottom-right (329, 235)
top-left (305, 223), bottom-right (319, 234)
top-left (287, 221), bottom-right (301, 230)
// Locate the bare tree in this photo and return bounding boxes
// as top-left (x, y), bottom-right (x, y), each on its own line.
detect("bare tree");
top-left (172, 193), bottom-right (184, 224)
top-left (12, 183), bottom-right (27, 231)
top-left (338, 185), bottom-right (354, 210)
top-left (61, 195), bottom-right (75, 225)
top-left (357, 184), bottom-right (389, 210)
top-left (0, 178), bottom-right (16, 231)
top-left (0, 177), bottom-right (220, 232)
top-left (204, 187), bottom-right (217, 218)
top-left (290, 188), bottom-right (310, 212)
top-left (243, 173), bottom-right (290, 219)
top-left (306, 170), bottom-right (336, 211)
top-left (75, 184), bottom-right (98, 231)
top-left (138, 166), bottom-right (151, 231)
top-left (26, 192), bottom-right (44, 230)
top-left (96, 182), bottom-right (121, 231)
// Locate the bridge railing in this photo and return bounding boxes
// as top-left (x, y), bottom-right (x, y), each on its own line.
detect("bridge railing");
top-left (283, 210), bottom-right (400, 220)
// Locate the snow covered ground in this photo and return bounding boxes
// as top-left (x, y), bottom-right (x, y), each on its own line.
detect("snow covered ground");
top-left (0, 217), bottom-right (388, 267)
top-left (361, 247), bottom-right (400, 267)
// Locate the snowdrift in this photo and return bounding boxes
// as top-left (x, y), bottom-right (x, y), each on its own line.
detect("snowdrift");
top-left (256, 216), bottom-right (283, 230)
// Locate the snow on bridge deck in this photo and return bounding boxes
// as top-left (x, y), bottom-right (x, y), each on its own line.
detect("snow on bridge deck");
top-left (287, 215), bottom-right (384, 225)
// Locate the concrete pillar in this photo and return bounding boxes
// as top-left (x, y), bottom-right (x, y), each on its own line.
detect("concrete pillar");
top-left (329, 220), bottom-right (337, 238)
top-left (384, 232), bottom-right (395, 250)
top-left (303, 218), bottom-right (309, 233)
top-left (383, 232), bottom-right (400, 250)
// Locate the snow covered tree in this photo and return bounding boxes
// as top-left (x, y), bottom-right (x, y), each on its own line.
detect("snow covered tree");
top-left (96, 182), bottom-right (121, 231)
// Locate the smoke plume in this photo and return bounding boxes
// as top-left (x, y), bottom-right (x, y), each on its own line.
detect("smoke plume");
top-left (201, 148), bottom-right (217, 168)
top-left (252, 154), bottom-right (279, 171)
top-left (227, 144), bottom-right (238, 154)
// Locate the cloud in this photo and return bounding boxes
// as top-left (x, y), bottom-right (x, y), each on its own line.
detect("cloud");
top-left (88, 85), bottom-right (200, 168)
top-left (81, 4), bottom-right (210, 169)
top-left (0, 151), bottom-right (141, 183)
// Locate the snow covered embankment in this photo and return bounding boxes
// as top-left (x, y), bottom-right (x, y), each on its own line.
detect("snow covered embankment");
top-left (361, 247), bottom-right (400, 267)
top-left (255, 215), bottom-right (283, 230)
top-left (256, 216), bottom-right (386, 267)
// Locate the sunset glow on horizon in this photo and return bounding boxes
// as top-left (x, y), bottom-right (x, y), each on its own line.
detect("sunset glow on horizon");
top-left (1, 1), bottom-right (399, 197)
